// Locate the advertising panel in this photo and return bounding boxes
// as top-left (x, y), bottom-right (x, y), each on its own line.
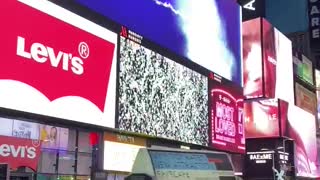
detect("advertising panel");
top-left (103, 132), bottom-right (146, 172)
top-left (12, 120), bottom-right (40, 140)
top-left (209, 73), bottom-right (245, 153)
top-left (242, 18), bottom-right (263, 99)
top-left (244, 99), bottom-right (281, 138)
top-left (0, 135), bottom-right (41, 171)
top-left (242, 18), bottom-right (294, 104)
top-left (40, 125), bottom-right (69, 150)
top-left (149, 151), bottom-right (229, 180)
top-left (118, 35), bottom-right (208, 146)
top-left (295, 82), bottom-right (317, 114)
top-left (293, 54), bottom-right (314, 85)
top-left (74, 0), bottom-right (242, 85)
top-left (316, 69), bottom-right (320, 89)
top-left (0, 0), bottom-right (117, 128)
top-left (282, 105), bottom-right (318, 178)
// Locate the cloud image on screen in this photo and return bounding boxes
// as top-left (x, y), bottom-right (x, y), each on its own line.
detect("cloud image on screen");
top-left (118, 37), bottom-right (208, 146)
top-left (75, 0), bottom-right (242, 85)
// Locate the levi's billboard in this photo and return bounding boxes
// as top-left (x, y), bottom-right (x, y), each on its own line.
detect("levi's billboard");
top-left (242, 18), bottom-right (294, 104)
top-left (0, 135), bottom-right (41, 171)
top-left (0, 0), bottom-right (117, 127)
top-left (209, 73), bottom-right (245, 154)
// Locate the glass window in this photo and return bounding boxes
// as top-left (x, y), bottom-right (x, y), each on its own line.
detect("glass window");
top-left (38, 149), bottom-right (57, 173)
top-left (77, 153), bottom-right (92, 175)
top-left (0, 117), bottom-right (13, 137)
top-left (67, 129), bottom-right (77, 151)
top-left (58, 151), bottom-right (76, 175)
top-left (78, 131), bottom-right (92, 153)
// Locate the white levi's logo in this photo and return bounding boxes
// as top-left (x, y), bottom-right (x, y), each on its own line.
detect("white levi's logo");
top-left (16, 36), bottom-right (86, 75)
top-left (0, 144), bottom-right (36, 159)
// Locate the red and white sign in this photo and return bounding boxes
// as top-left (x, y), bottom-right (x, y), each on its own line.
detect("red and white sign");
top-left (0, 136), bottom-right (41, 171)
top-left (0, 0), bottom-right (117, 127)
top-left (209, 75), bottom-right (245, 154)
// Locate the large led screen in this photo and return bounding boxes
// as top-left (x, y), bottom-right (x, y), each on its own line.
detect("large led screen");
top-left (242, 18), bottom-right (263, 99)
top-left (242, 18), bottom-right (295, 104)
top-left (282, 105), bottom-right (318, 178)
top-left (118, 36), bottom-right (208, 146)
top-left (0, 0), bottom-right (117, 128)
top-left (244, 99), bottom-right (281, 138)
top-left (74, 0), bottom-right (242, 85)
top-left (209, 74), bottom-right (245, 153)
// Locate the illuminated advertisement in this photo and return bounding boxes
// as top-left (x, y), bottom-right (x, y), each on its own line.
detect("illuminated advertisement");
top-left (244, 99), bottom-right (281, 138)
top-left (74, 0), bottom-right (242, 85)
top-left (40, 125), bottom-right (69, 150)
top-left (282, 105), bottom-right (318, 178)
top-left (293, 54), bottom-right (314, 85)
top-left (209, 73), bottom-right (245, 153)
top-left (242, 18), bottom-right (263, 99)
top-left (103, 132), bottom-right (146, 172)
top-left (0, 135), bottom-right (41, 171)
top-left (295, 82), bottom-right (317, 114)
top-left (242, 18), bottom-right (294, 103)
top-left (118, 35), bottom-right (208, 146)
top-left (0, 0), bottom-right (117, 128)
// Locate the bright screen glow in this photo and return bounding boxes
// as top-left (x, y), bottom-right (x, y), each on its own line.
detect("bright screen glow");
top-left (103, 141), bottom-right (143, 172)
top-left (242, 18), bottom-right (294, 103)
top-left (244, 99), bottom-right (280, 138)
top-left (209, 76), bottom-right (245, 153)
top-left (118, 37), bottom-right (208, 146)
top-left (0, 0), bottom-right (117, 128)
top-left (74, 0), bottom-right (242, 85)
top-left (282, 105), bottom-right (318, 177)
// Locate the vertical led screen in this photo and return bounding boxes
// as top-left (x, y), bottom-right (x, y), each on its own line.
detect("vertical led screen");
top-left (74, 0), bottom-right (243, 85)
top-left (118, 34), bottom-right (208, 146)
top-left (282, 105), bottom-right (318, 178)
top-left (242, 18), bottom-right (294, 104)
top-left (262, 19), bottom-right (277, 99)
top-left (209, 73), bottom-right (245, 153)
top-left (242, 18), bottom-right (263, 99)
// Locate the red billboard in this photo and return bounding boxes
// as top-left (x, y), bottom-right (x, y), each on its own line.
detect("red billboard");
top-left (0, 136), bottom-right (41, 171)
top-left (242, 18), bottom-right (294, 104)
top-left (0, 0), bottom-right (117, 127)
top-left (244, 99), bottom-right (289, 139)
top-left (209, 73), bottom-right (245, 153)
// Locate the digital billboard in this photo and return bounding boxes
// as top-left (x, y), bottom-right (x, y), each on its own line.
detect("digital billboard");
top-left (244, 99), bottom-right (281, 138)
top-left (118, 36), bottom-right (208, 146)
top-left (242, 18), bottom-right (294, 104)
top-left (295, 82), bottom-right (317, 114)
top-left (0, 0), bottom-right (117, 128)
top-left (103, 132), bottom-right (146, 172)
top-left (242, 18), bottom-right (263, 99)
top-left (74, 0), bottom-right (243, 85)
top-left (209, 73), bottom-right (245, 153)
top-left (293, 54), bottom-right (314, 85)
top-left (282, 105), bottom-right (318, 178)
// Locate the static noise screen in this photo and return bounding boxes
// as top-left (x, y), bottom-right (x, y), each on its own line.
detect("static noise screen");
top-left (118, 36), bottom-right (208, 146)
